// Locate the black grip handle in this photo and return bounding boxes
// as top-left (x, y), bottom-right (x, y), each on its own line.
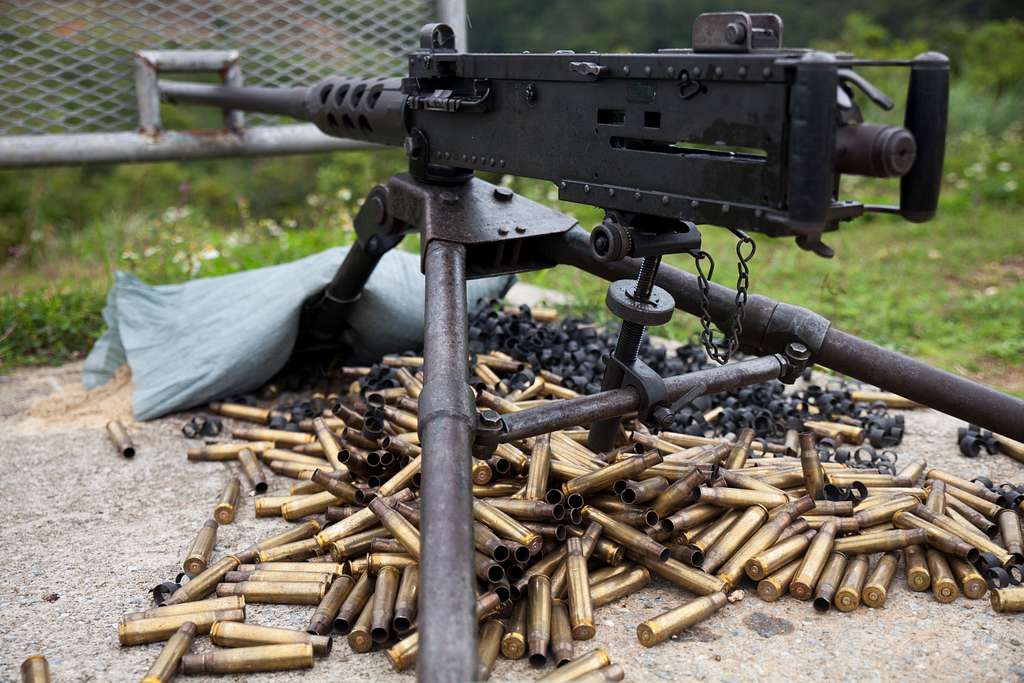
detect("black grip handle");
top-left (899, 52), bottom-right (949, 223)
top-left (786, 52), bottom-right (839, 235)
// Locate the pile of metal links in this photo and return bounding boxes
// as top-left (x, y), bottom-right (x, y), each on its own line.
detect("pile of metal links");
top-left (116, 304), bottom-right (1024, 681)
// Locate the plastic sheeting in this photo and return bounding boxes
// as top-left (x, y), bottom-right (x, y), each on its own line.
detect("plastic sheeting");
top-left (83, 247), bottom-right (513, 420)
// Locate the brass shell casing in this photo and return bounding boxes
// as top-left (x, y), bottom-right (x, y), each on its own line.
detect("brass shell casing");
top-left (746, 530), bottom-right (816, 581)
top-left (119, 608), bottom-right (243, 646)
top-left (162, 555), bottom-right (240, 606)
top-left (237, 448), bottom-right (268, 493)
top-left (716, 506), bottom-right (793, 587)
top-left (990, 587), bottom-right (1024, 613)
top-left (123, 595), bottom-right (245, 622)
top-left (525, 433), bottom-right (553, 501)
top-left (636, 555), bottom-right (726, 596)
top-left (790, 520), bottom-right (837, 600)
top-left (833, 528), bottom-right (927, 555)
top-left (335, 571), bottom-right (373, 634)
top-left (214, 477), bottom-right (241, 524)
top-left (106, 419), bottom-right (136, 457)
top-left (501, 598), bottom-right (528, 660)
top-left (215, 579), bottom-right (327, 605)
top-left (528, 574), bottom-right (552, 667)
top-left (861, 551), bottom-right (899, 608)
top-left (565, 537), bottom-right (595, 640)
top-left (474, 499), bottom-right (543, 555)
top-left (307, 574), bottom-right (355, 635)
top-left (562, 451), bottom-right (662, 497)
top-left (347, 595), bottom-right (376, 653)
top-left (903, 544), bottom-right (932, 591)
top-left (697, 486), bottom-right (788, 510)
top-left (799, 432), bottom-right (825, 499)
top-left (371, 565), bottom-right (401, 644)
top-left (183, 518), bottom-right (219, 576)
top-left (477, 618), bottom-right (505, 681)
top-left (998, 509), bottom-right (1023, 560)
top-left (20, 656), bottom-right (50, 683)
top-left (724, 428), bottom-right (755, 469)
top-left (949, 557), bottom-right (987, 599)
top-left (651, 468), bottom-right (706, 518)
top-left (187, 441), bottom-right (273, 462)
top-left (636, 591), bottom-right (728, 647)
top-left (181, 643), bottom-right (313, 674)
top-left (812, 551), bottom-right (849, 612)
top-left (835, 554), bottom-right (870, 612)
top-left (550, 600), bottom-right (574, 666)
top-left (141, 621), bottom-right (196, 682)
top-left (392, 565), bottom-right (419, 635)
top-left (757, 559), bottom-right (801, 602)
top-left (590, 567), bottom-right (651, 608)
top-left (536, 648), bottom-right (612, 683)
top-left (582, 506), bottom-right (669, 562)
top-left (224, 569), bottom-right (326, 583)
top-left (926, 549), bottom-right (959, 603)
top-left (368, 498), bottom-right (421, 560)
top-left (210, 621), bottom-right (331, 656)
top-left (852, 495), bottom-right (919, 528)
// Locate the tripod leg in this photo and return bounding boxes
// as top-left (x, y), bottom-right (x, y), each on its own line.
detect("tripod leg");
top-left (416, 239), bottom-right (477, 682)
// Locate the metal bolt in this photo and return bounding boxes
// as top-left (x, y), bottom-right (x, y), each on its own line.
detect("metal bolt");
top-left (493, 187), bottom-right (514, 202)
top-left (584, 184), bottom-right (591, 193)
top-left (738, 65), bottom-right (748, 78)
top-left (714, 66), bottom-right (724, 78)
top-left (633, 191), bottom-right (642, 201)
top-left (660, 195), bottom-right (669, 206)
top-left (622, 65), bottom-right (631, 75)
top-left (725, 21), bottom-right (747, 45)
top-left (762, 66), bottom-right (772, 79)
top-left (440, 191), bottom-right (459, 205)
top-left (608, 188), bottom-right (616, 197)
top-left (480, 409), bottom-right (502, 427)
top-left (644, 65), bottom-right (652, 76)
top-left (667, 66), bottom-right (675, 77)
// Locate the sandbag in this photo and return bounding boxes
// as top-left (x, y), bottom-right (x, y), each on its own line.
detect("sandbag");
top-left (82, 247), bottom-right (513, 419)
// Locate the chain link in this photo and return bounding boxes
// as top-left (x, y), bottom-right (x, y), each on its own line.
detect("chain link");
top-left (692, 230), bottom-right (757, 364)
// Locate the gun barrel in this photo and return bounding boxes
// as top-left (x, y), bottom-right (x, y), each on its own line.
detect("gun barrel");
top-left (160, 82), bottom-right (311, 121)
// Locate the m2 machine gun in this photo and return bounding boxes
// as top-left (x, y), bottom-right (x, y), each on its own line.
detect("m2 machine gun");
top-left (161, 12), bottom-right (1023, 682)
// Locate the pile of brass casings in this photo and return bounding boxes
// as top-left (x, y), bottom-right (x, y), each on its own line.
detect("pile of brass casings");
top-left (112, 342), bottom-right (1024, 682)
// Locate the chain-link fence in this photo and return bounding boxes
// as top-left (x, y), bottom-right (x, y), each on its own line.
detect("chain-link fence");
top-left (0, 0), bottom-right (464, 165)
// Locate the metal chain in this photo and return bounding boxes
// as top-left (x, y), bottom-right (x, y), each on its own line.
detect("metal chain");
top-left (692, 230), bottom-right (757, 364)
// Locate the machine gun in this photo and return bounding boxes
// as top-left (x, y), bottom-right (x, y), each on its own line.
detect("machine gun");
top-left (160, 12), bottom-right (1022, 682)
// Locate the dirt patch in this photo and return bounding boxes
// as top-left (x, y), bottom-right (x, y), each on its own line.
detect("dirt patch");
top-left (744, 612), bottom-right (795, 639)
top-left (16, 363), bottom-right (135, 434)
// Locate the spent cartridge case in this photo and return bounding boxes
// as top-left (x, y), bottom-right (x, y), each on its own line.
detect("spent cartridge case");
top-left (808, 500), bottom-right (855, 516)
top-left (893, 510), bottom-right (981, 562)
top-left (119, 608), bottom-right (244, 645)
top-left (582, 506), bottom-right (669, 562)
top-left (335, 572), bottom-right (372, 634)
top-left (550, 600), bottom-right (574, 667)
top-left (106, 419), bottom-right (135, 457)
top-left (392, 565), bottom-right (418, 634)
top-left (501, 598), bottom-right (528, 660)
top-left (307, 574), bottom-right (354, 635)
top-left (224, 569), bottom-right (326, 583)
top-left (835, 554), bottom-right (869, 612)
top-left (949, 557), bottom-right (987, 599)
top-left (799, 432), bottom-right (825, 499)
top-left (371, 565), bottom-right (401, 643)
top-left (232, 426), bottom-right (314, 445)
top-left (237, 448), bottom-right (268, 493)
top-left (474, 499), bottom-right (543, 555)
top-left (211, 621), bottom-right (331, 656)
top-left (570, 665), bottom-right (626, 683)
top-left (833, 528), bottom-right (927, 555)
top-left (790, 520), bottom-right (837, 600)
top-left (282, 490), bottom-right (346, 522)
top-left (183, 518), bottom-right (219, 576)
top-left (757, 559), bottom-right (802, 602)
top-left (944, 484), bottom-right (1002, 519)
top-left (536, 648), bottom-right (612, 683)
top-left (904, 544), bottom-right (932, 591)
top-left (746, 529), bottom-right (816, 581)
top-left (565, 537), bottom-right (595, 640)
top-left (208, 401), bottom-right (270, 423)
top-left (702, 504), bottom-right (768, 575)
top-left (181, 643), bottom-right (313, 674)
top-left (990, 587), bottom-right (1024, 613)
top-left (724, 428), bottom-right (755, 469)
top-left (621, 476), bottom-right (669, 505)
top-left (213, 477), bottom-right (241, 524)
top-left (312, 416), bottom-right (344, 470)
top-left (552, 522), bottom-right (602, 598)
top-left (20, 656), bottom-right (49, 683)
top-left (215, 580), bottom-right (327, 605)
top-left (162, 555), bottom-right (240, 605)
top-left (696, 486), bottom-right (789, 509)
top-left (528, 574), bottom-right (552, 667)
top-left (813, 551), bottom-right (849, 612)
top-left (488, 498), bottom-right (563, 522)
top-left (998, 509), bottom-right (1023, 560)
top-left (651, 468), bottom-right (706, 518)
top-left (944, 500), bottom-right (997, 538)
top-left (897, 458), bottom-right (927, 486)
top-left (310, 469), bottom-right (362, 505)
top-left (368, 497), bottom-right (421, 560)
top-left (590, 567), bottom-right (650, 607)
top-left (662, 504), bottom-right (724, 532)
top-left (329, 527), bottom-right (390, 561)
top-left (926, 548), bottom-right (959, 603)
top-left (637, 591), bottom-right (728, 648)
top-left (123, 595), bottom-right (246, 622)
top-left (141, 621), bottom-right (195, 682)
top-left (925, 479), bottom-right (947, 515)
top-left (385, 630), bottom-right (418, 671)
top-left (187, 441), bottom-right (273, 462)
top-left (852, 495), bottom-right (919, 528)
top-left (801, 515), bottom-right (860, 534)
top-left (861, 551), bottom-right (899, 608)
top-left (635, 555), bottom-right (726, 595)
top-left (716, 508), bottom-right (797, 587)
top-left (478, 618), bottom-right (505, 681)
top-left (562, 451), bottom-right (663, 497)
top-left (236, 560), bottom-right (340, 576)
top-left (690, 510), bottom-right (740, 553)
top-left (348, 593), bottom-right (376, 653)
top-left (254, 495), bottom-right (302, 518)
top-left (927, 468), bottom-right (1001, 503)
top-left (525, 433), bottom-right (553, 500)
top-left (256, 538), bottom-right (322, 563)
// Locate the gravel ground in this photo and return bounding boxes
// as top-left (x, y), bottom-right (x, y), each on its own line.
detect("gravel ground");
top-left (1, 354), bottom-right (1022, 682)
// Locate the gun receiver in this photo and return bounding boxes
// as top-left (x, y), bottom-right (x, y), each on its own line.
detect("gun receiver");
top-left (161, 12), bottom-right (948, 254)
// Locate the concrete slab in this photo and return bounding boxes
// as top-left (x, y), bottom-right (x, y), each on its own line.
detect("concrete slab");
top-left (1, 360), bottom-right (1022, 683)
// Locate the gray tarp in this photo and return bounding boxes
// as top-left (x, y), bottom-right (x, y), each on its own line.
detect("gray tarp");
top-left (83, 247), bottom-right (513, 419)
